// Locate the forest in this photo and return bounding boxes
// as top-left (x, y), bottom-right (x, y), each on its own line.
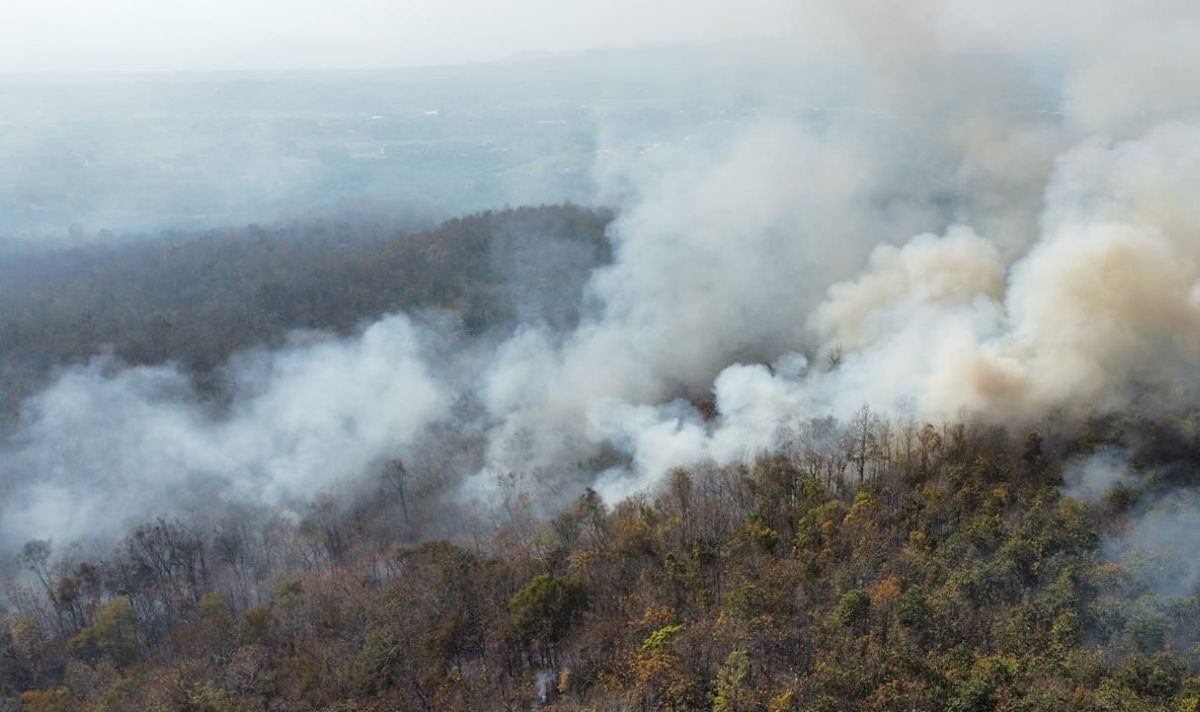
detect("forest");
top-left (0, 204), bottom-right (612, 420)
top-left (5, 402), bottom-right (1200, 711)
top-left (0, 208), bottom-right (1198, 710)
top-left (9, 0), bottom-right (1200, 708)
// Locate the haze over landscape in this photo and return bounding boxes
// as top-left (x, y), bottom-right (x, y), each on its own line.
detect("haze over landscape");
top-left (5, 2), bottom-right (1200, 710)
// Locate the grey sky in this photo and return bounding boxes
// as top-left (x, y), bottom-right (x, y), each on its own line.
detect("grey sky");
top-left (1, 0), bottom-right (802, 73)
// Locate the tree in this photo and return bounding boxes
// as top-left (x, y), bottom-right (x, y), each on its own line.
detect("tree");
top-left (848, 404), bottom-right (877, 483)
top-left (19, 541), bottom-right (62, 630)
top-left (383, 458), bottom-right (411, 524)
top-left (66, 599), bottom-right (140, 670)
top-left (509, 574), bottom-right (587, 664)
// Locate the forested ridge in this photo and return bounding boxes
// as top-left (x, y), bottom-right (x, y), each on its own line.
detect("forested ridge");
top-left (9, 0), bottom-right (1200, 708)
top-left (5, 409), bottom-right (1200, 711)
top-left (6, 206), bottom-right (1200, 711)
top-left (0, 204), bottom-right (612, 418)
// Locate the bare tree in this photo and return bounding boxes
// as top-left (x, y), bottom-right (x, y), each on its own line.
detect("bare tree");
top-left (383, 458), bottom-right (411, 525)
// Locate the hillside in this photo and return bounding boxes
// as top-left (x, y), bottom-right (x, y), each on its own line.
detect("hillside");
top-left (4, 416), bottom-right (1200, 711)
top-left (0, 204), bottom-right (612, 418)
top-left (6, 5), bottom-right (1200, 710)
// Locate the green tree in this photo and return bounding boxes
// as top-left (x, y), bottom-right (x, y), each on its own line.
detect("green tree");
top-left (509, 574), bottom-right (587, 651)
top-left (66, 599), bottom-right (140, 670)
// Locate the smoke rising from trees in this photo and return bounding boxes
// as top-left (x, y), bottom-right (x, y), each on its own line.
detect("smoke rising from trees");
top-left (5, 0), bottom-right (1200, 566)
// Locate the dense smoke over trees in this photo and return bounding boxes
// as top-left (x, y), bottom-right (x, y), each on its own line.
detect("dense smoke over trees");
top-left (6, 416), bottom-right (1200, 709)
top-left (0, 205), bottom-right (612, 546)
top-left (7, 0), bottom-right (1200, 708)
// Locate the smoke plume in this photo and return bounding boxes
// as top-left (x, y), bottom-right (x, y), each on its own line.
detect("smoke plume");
top-left (6, 0), bottom-right (1200, 560)
top-left (0, 316), bottom-right (447, 545)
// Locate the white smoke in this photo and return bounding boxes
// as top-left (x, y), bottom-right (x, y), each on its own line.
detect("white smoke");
top-left (1062, 449), bottom-right (1135, 503)
top-left (0, 315), bottom-right (448, 544)
top-left (556, 117), bottom-right (1200, 493)
top-left (472, 118), bottom-right (943, 489)
top-left (8, 1), bottom-right (1200, 546)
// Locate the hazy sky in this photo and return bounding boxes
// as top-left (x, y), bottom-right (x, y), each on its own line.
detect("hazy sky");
top-left (0, 0), bottom-right (801, 73)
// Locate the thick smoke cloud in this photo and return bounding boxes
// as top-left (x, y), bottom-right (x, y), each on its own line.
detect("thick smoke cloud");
top-left (6, 0), bottom-right (1200, 555)
top-left (587, 125), bottom-right (1200, 492)
top-left (473, 120), bottom-right (938, 486)
top-left (0, 316), bottom-right (447, 545)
